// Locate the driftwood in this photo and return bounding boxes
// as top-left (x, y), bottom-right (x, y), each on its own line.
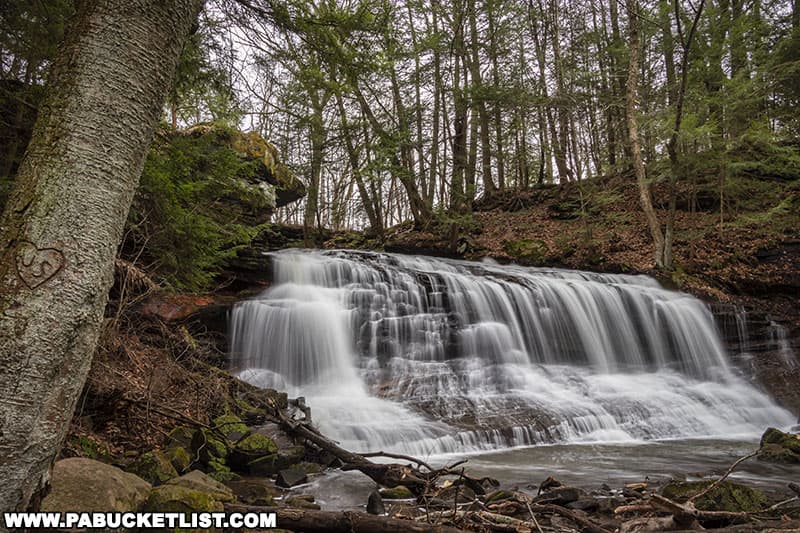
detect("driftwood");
top-left (225, 503), bottom-right (467, 533)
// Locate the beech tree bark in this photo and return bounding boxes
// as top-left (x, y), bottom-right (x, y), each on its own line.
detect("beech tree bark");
top-left (0, 0), bottom-right (202, 514)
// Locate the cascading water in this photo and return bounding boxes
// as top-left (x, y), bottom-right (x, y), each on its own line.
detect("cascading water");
top-left (229, 249), bottom-right (793, 456)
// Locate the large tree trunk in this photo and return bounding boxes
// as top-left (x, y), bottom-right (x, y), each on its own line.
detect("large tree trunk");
top-left (0, 0), bottom-right (201, 514)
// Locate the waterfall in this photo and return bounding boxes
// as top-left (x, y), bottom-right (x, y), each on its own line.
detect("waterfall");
top-left (229, 249), bottom-right (793, 455)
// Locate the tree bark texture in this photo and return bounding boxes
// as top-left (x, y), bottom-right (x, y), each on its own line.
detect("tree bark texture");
top-left (0, 0), bottom-right (202, 514)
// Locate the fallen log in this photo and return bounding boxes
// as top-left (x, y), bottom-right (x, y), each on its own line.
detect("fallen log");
top-left (225, 503), bottom-right (468, 533)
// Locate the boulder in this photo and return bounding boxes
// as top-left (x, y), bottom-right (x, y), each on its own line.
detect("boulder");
top-left (661, 480), bottom-right (768, 512)
top-left (533, 486), bottom-right (583, 506)
top-left (144, 485), bottom-right (224, 513)
top-left (164, 470), bottom-right (235, 503)
top-left (212, 414), bottom-right (249, 443)
top-left (758, 427), bottom-right (800, 464)
top-left (247, 445), bottom-right (305, 476)
top-left (126, 450), bottom-right (178, 486)
top-left (276, 469), bottom-right (308, 488)
top-left (167, 426), bottom-right (195, 449)
top-left (229, 433), bottom-right (278, 469)
top-left (190, 428), bottom-right (230, 465)
top-left (167, 446), bottom-right (191, 473)
top-left (42, 458), bottom-right (151, 512)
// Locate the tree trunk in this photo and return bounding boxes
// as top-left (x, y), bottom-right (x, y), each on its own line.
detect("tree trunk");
top-left (625, 0), bottom-right (665, 268)
top-left (0, 0), bottom-right (201, 514)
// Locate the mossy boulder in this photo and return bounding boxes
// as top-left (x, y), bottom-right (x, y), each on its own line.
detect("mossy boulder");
top-left (167, 446), bottom-right (192, 473)
top-left (661, 480), bottom-right (768, 512)
top-left (126, 450), bottom-right (179, 486)
top-left (503, 239), bottom-right (549, 265)
top-left (290, 461), bottom-right (323, 475)
top-left (379, 486), bottom-right (414, 499)
top-left (758, 427), bottom-right (800, 464)
top-left (212, 414), bottom-right (249, 443)
top-left (42, 458), bottom-right (151, 513)
top-left (190, 428), bottom-right (230, 465)
top-left (164, 470), bottom-right (235, 503)
top-left (230, 433), bottom-right (278, 469)
top-left (167, 426), bottom-right (195, 449)
top-left (247, 445), bottom-right (305, 476)
top-left (145, 485), bottom-right (224, 513)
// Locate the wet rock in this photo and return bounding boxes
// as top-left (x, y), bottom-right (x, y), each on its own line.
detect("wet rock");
top-left (758, 427), bottom-right (800, 464)
top-left (165, 470), bottom-right (235, 503)
top-left (226, 480), bottom-right (280, 506)
top-left (126, 450), bottom-right (178, 486)
top-left (661, 480), bottom-right (768, 512)
top-left (253, 422), bottom-right (296, 449)
top-left (533, 486), bottom-right (583, 505)
top-left (42, 458), bottom-right (151, 513)
top-left (538, 475), bottom-right (563, 493)
top-left (276, 469), bottom-right (308, 488)
top-left (379, 485), bottom-right (415, 499)
top-left (367, 490), bottom-right (386, 515)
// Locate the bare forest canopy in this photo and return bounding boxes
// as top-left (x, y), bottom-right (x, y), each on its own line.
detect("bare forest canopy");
top-left (2, 0), bottom-right (799, 254)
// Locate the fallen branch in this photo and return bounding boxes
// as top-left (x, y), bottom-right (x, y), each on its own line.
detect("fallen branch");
top-left (361, 451), bottom-right (434, 472)
top-left (225, 503), bottom-right (467, 533)
top-left (687, 449), bottom-right (759, 504)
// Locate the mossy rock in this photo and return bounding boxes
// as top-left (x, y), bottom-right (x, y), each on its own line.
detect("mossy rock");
top-left (503, 239), bottom-right (549, 265)
top-left (207, 470), bottom-right (241, 483)
top-left (229, 433), bottom-right (278, 471)
top-left (67, 435), bottom-right (111, 461)
top-left (759, 427), bottom-right (800, 464)
top-left (212, 414), bottom-right (249, 443)
top-left (145, 485), bottom-right (224, 513)
top-left (226, 480), bottom-right (281, 506)
top-left (168, 446), bottom-right (191, 473)
top-left (190, 428), bottom-right (230, 465)
top-left (167, 426), bottom-right (195, 449)
top-left (165, 470), bottom-right (235, 503)
top-left (126, 450), bottom-right (178, 486)
top-left (247, 445), bottom-right (305, 476)
top-left (485, 489), bottom-right (515, 503)
top-left (661, 480), bottom-right (768, 512)
top-left (379, 486), bottom-right (414, 499)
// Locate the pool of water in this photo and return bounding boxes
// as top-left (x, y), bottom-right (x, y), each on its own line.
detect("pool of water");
top-left (305, 438), bottom-right (800, 511)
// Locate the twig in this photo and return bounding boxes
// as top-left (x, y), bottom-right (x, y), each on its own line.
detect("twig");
top-left (525, 498), bottom-right (545, 533)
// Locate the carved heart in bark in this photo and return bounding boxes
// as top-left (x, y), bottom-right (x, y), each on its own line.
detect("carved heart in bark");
top-left (15, 241), bottom-right (66, 289)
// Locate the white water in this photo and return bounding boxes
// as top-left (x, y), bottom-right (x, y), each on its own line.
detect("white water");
top-left (230, 249), bottom-right (793, 456)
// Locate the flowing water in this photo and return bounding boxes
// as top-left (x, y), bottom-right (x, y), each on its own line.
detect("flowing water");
top-left (229, 249), bottom-right (794, 460)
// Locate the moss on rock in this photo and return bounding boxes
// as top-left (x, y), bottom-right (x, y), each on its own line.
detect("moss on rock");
top-left (190, 428), bottom-right (229, 465)
top-left (168, 446), bottom-right (192, 473)
top-left (759, 427), bottom-right (800, 464)
top-left (661, 480), bottom-right (768, 512)
top-left (126, 450), bottom-right (179, 486)
top-left (145, 485), bottom-right (224, 513)
top-left (212, 414), bottom-right (249, 442)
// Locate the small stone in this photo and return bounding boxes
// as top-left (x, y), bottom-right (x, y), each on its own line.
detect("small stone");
top-left (226, 480), bottom-right (280, 506)
top-left (276, 469), bottom-right (308, 488)
top-left (367, 490), bottom-right (385, 515)
top-left (533, 486), bottom-right (582, 505)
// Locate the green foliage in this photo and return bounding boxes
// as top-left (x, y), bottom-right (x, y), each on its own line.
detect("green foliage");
top-left (728, 124), bottom-right (800, 182)
top-left (126, 126), bottom-right (273, 291)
